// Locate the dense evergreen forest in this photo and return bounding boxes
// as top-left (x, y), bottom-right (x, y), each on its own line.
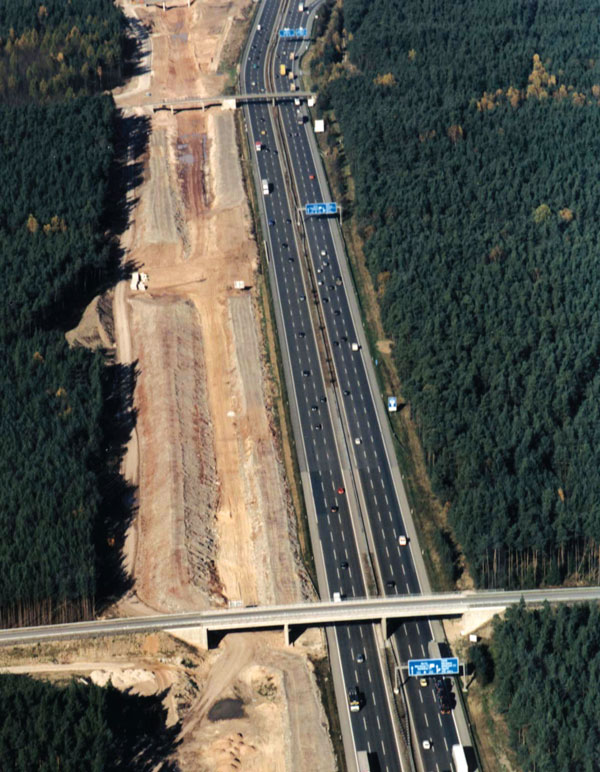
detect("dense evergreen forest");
top-left (318, 0), bottom-right (600, 586)
top-left (482, 603), bottom-right (600, 771)
top-left (0, 1), bottom-right (126, 625)
top-left (0, 0), bottom-right (124, 103)
top-left (0, 674), bottom-right (177, 770)
top-left (0, 96), bottom-right (115, 336)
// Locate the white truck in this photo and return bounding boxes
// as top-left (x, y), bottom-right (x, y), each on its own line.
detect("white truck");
top-left (261, 179), bottom-right (269, 196)
top-left (451, 744), bottom-right (468, 772)
top-left (357, 750), bottom-right (370, 771)
top-left (298, 1), bottom-right (304, 11)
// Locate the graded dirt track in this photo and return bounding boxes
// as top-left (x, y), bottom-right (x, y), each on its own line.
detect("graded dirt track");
top-left (98, 0), bottom-right (335, 768)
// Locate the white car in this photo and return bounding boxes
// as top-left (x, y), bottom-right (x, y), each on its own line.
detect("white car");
top-left (354, 437), bottom-right (362, 445)
top-left (399, 535), bottom-right (408, 546)
top-left (422, 740), bottom-right (431, 750)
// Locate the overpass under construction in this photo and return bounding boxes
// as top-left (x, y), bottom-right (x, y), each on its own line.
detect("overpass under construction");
top-left (0, 587), bottom-right (598, 649)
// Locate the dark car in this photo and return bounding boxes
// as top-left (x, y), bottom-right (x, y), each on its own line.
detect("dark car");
top-left (319, 396), bottom-right (327, 403)
top-left (334, 309), bottom-right (341, 316)
top-left (343, 389), bottom-right (351, 396)
top-left (315, 423), bottom-right (322, 430)
top-left (268, 219), bottom-right (275, 226)
top-left (330, 505), bottom-right (339, 513)
top-left (386, 579), bottom-right (396, 590)
top-left (302, 369), bottom-right (310, 377)
top-left (340, 561), bottom-right (349, 569)
top-left (298, 331), bottom-right (305, 338)
top-left (310, 405), bottom-right (318, 412)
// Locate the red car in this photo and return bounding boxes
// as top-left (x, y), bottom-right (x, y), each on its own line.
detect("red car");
top-left (337, 487), bottom-right (345, 495)
top-left (309, 174), bottom-right (315, 180)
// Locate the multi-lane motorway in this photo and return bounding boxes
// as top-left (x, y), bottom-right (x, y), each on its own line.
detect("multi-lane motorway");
top-left (240, 1), bottom-right (466, 770)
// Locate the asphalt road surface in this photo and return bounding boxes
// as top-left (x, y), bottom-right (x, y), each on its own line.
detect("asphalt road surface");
top-left (242, 2), bottom-right (464, 770)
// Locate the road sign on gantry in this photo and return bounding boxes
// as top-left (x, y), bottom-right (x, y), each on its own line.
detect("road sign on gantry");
top-left (305, 202), bottom-right (338, 216)
top-left (408, 657), bottom-right (459, 676)
top-left (279, 28), bottom-right (296, 38)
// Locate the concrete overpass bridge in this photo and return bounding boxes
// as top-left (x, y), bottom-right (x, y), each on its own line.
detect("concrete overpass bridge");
top-left (1, 587), bottom-right (599, 649)
top-left (137, 92), bottom-right (315, 113)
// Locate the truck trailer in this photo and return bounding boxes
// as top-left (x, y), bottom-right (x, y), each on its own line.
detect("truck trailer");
top-left (451, 744), bottom-right (468, 772)
top-left (357, 750), bottom-right (370, 772)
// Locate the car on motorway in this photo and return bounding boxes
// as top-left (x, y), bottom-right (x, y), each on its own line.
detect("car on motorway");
top-left (330, 505), bottom-right (339, 513)
top-left (422, 740), bottom-right (432, 750)
top-left (298, 331), bottom-right (305, 338)
top-left (419, 677), bottom-right (428, 687)
top-left (323, 297), bottom-right (329, 303)
top-left (319, 396), bottom-right (327, 403)
top-left (343, 390), bottom-right (351, 396)
top-left (309, 174), bottom-right (315, 180)
top-left (340, 561), bottom-right (349, 569)
top-left (399, 535), bottom-right (408, 546)
top-left (315, 423), bottom-right (322, 431)
top-left (288, 257), bottom-right (294, 262)
top-left (333, 340), bottom-right (340, 346)
top-left (302, 369), bottom-right (310, 377)
top-left (348, 687), bottom-right (363, 712)
top-left (354, 437), bottom-right (362, 445)
top-left (268, 219), bottom-right (275, 226)
top-left (334, 309), bottom-right (341, 316)
top-left (385, 579), bottom-right (396, 589)
top-left (299, 295), bottom-right (306, 301)
top-left (320, 249), bottom-right (327, 256)
top-left (310, 405), bottom-right (318, 412)
top-left (337, 487), bottom-right (345, 494)
top-left (356, 653), bottom-right (365, 664)
top-left (281, 242), bottom-right (288, 248)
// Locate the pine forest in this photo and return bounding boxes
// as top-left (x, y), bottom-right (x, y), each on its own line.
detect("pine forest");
top-left (0, 0), bottom-right (125, 626)
top-left (484, 602), bottom-right (600, 772)
top-left (0, 674), bottom-right (177, 770)
top-left (316, 0), bottom-right (600, 587)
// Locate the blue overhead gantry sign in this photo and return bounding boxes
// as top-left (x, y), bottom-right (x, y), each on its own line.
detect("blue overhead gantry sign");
top-left (408, 657), bottom-right (459, 676)
top-left (305, 202), bottom-right (338, 216)
top-left (279, 27), bottom-right (308, 38)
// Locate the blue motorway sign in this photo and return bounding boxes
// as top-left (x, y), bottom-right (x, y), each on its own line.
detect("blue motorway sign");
top-left (279, 28), bottom-right (308, 38)
top-left (408, 657), bottom-right (459, 677)
top-left (305, 202), bottom-right (338, 216)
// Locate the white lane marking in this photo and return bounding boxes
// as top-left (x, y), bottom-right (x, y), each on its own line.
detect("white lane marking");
top-left (376, 714), bottom-right (381, 730)
top-left (424, 712), bottom-right (429, 727)
top-left (438, 714), bottom-right (442, 727)
top-left (408, 644), bottom-right (413, 657)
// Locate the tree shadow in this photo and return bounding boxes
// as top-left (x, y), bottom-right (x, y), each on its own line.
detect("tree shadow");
top-left (94, 360), bottom-right (141, 609)
top-left (105, 686), bottom-right (181, 770)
